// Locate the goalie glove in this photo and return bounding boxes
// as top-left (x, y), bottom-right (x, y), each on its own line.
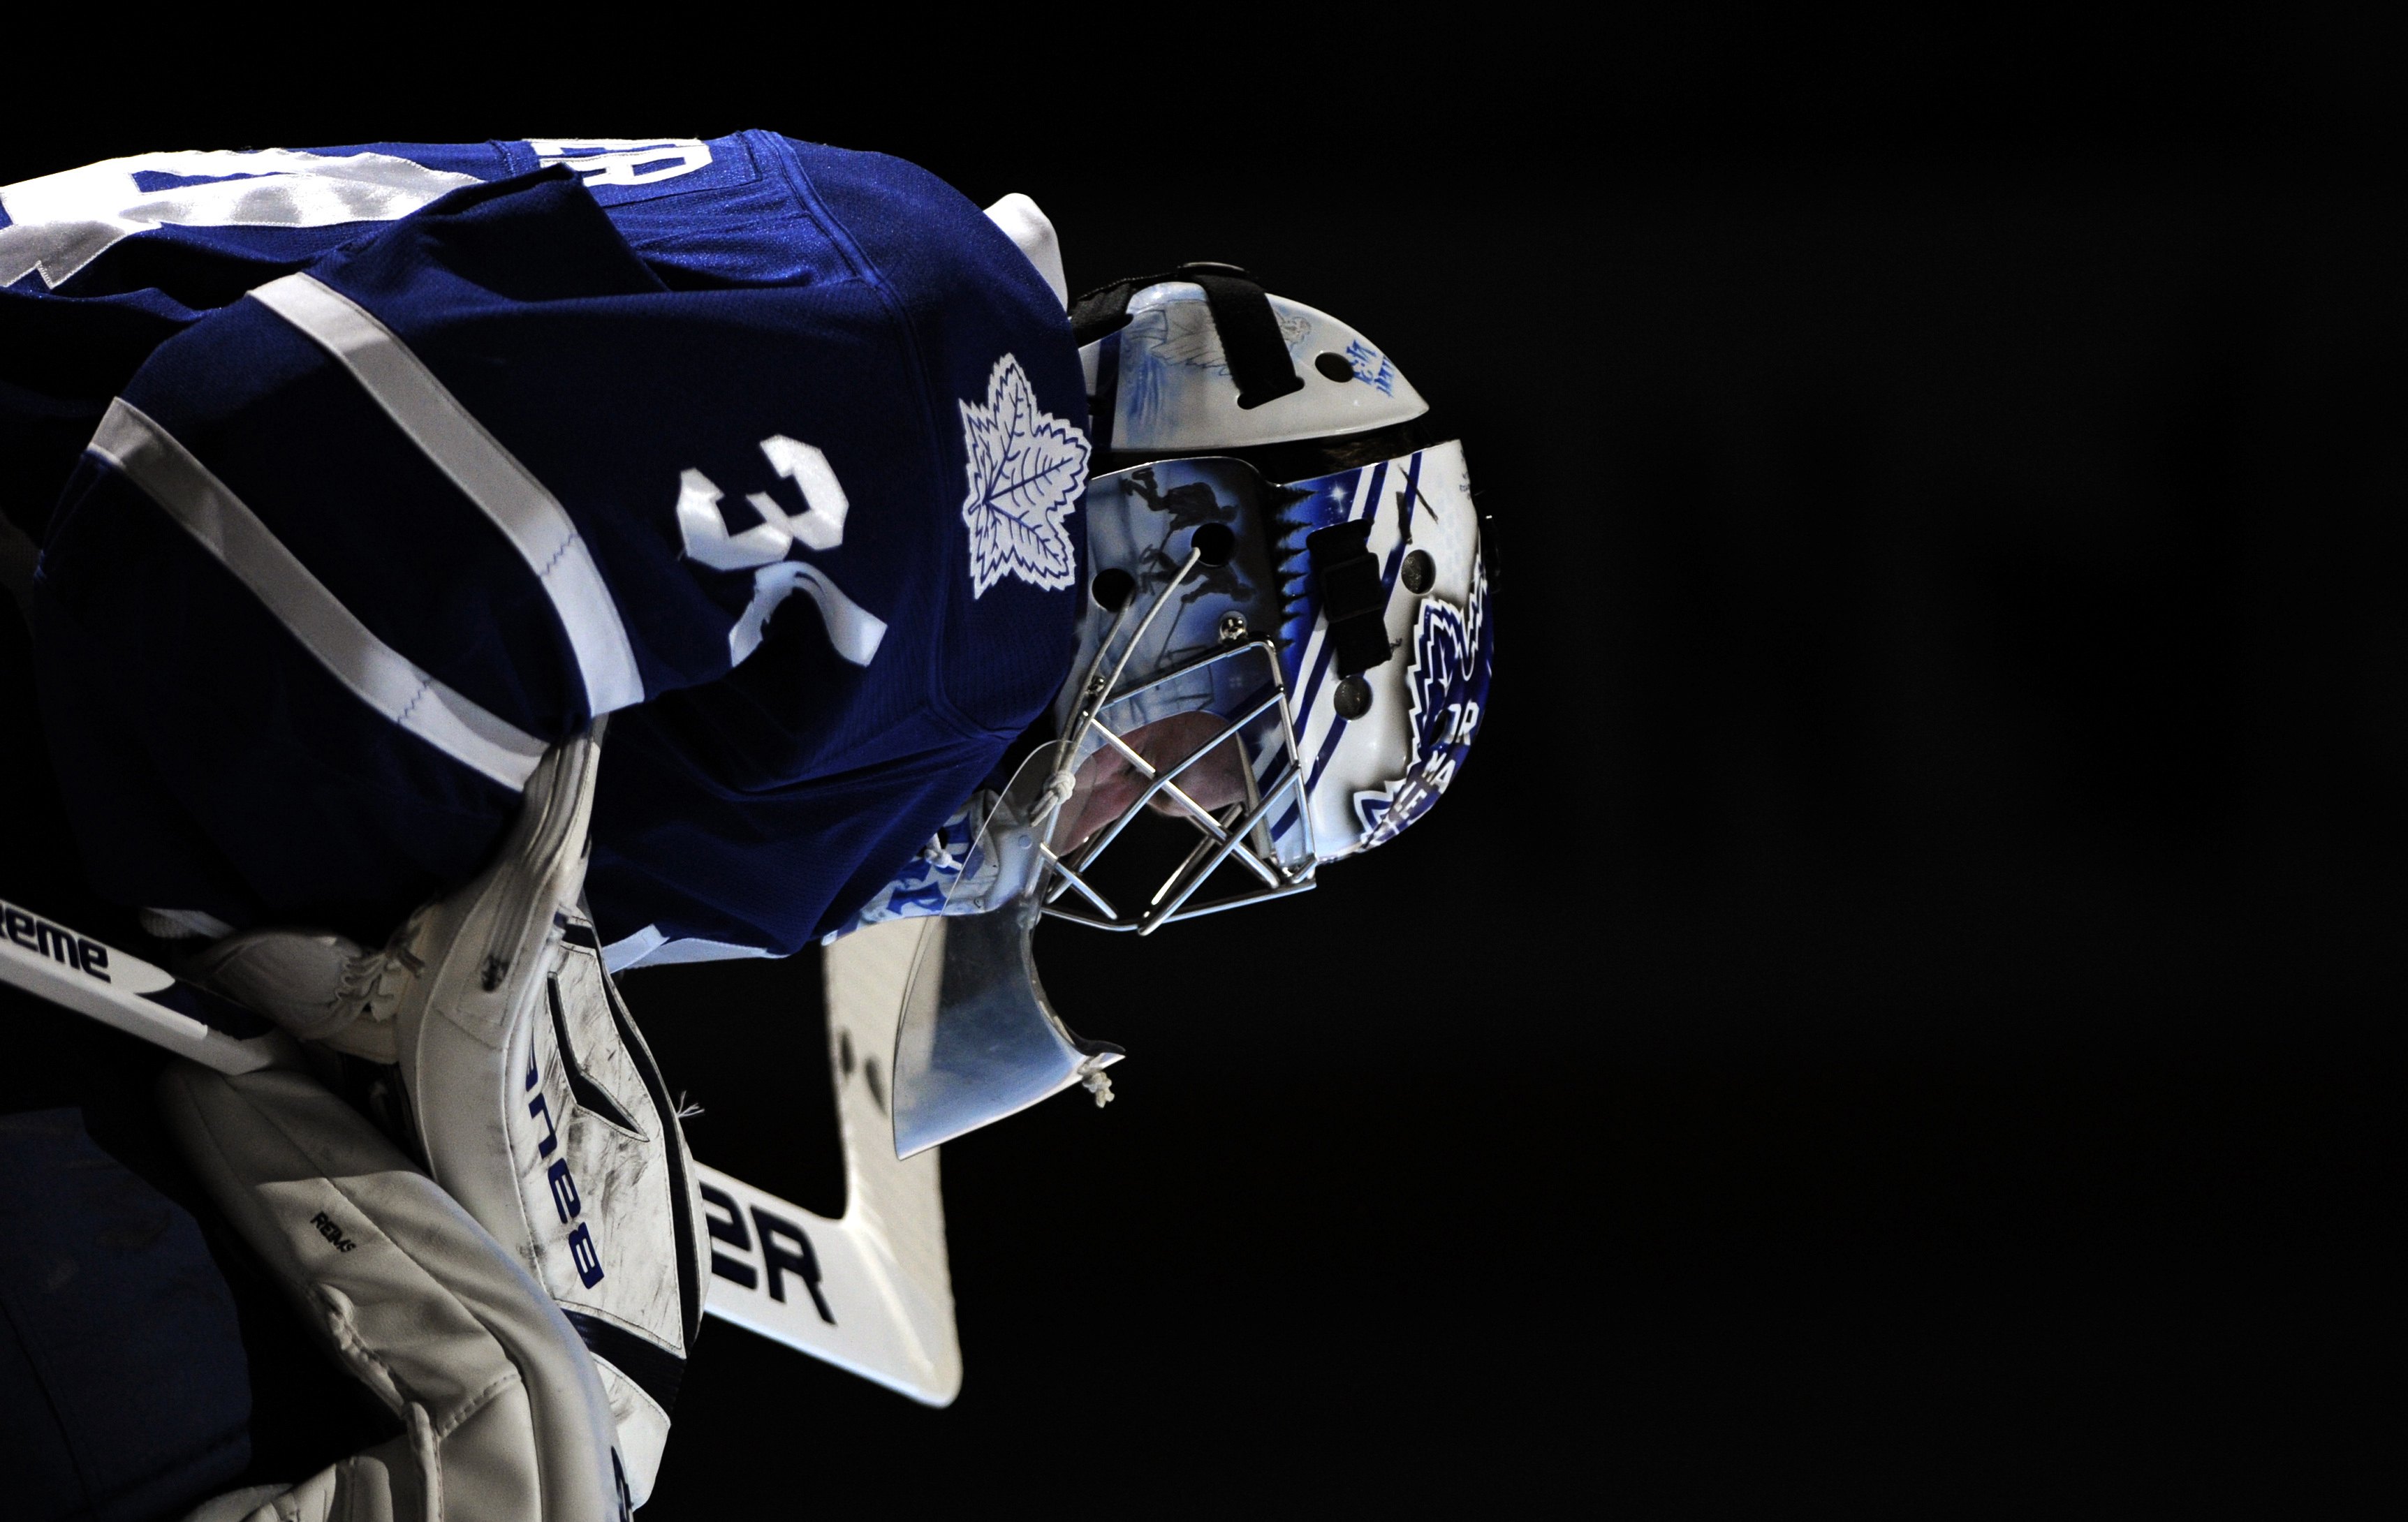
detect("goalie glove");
top-left (184, 727), bottom-right (707, 1508)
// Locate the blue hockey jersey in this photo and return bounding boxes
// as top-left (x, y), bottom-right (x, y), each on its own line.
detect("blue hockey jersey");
top-left (0, 134), bottom-right (1089, 962)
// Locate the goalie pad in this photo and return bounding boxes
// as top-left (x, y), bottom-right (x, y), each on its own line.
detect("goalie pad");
top-left (158, 1062), bottom-right (626, 1521)
top-left (380, 730), bottom-right (707, 1505)
top-left (176, 727), bottom-right (707, 1507)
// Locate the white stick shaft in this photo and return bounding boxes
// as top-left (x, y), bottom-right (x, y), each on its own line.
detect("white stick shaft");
top-left (0, 896), bottom-right (281, 1073)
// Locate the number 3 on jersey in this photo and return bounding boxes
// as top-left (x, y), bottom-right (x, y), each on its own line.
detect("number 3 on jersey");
top-left (677, 437), bottom-right (886, 668)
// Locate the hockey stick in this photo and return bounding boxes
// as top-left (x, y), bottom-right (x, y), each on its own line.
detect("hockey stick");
top-left (0, 895), bottom-right (963, 1405)
top-left (690, 916), bottom-right (962, 1405)
top-left (0, 894), bottom-right (288, 1072)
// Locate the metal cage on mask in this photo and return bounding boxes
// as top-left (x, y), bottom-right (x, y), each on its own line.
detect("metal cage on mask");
top-left (1038, 531), bottom-right (1320, 934)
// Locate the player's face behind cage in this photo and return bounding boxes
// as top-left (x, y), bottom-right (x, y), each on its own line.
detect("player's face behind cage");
top-left (1055, 711), bottom-right (1247, 854)
top-left (1045, 651), bottom-right (1317, 933)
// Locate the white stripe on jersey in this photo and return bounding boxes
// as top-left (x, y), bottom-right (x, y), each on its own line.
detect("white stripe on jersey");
top-left (246, 272), bottom-right (647, 716)
top-left (88, 399), bottom-right (549, 791)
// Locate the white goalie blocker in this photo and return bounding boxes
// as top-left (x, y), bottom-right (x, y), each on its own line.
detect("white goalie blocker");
top-left (0, 898), bottom-right (964, 1408)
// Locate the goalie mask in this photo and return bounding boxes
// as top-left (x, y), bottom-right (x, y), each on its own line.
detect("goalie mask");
top-left (890, 267), bottom-right (1493, 1156)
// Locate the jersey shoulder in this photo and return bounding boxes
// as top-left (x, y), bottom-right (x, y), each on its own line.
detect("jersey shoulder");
top-left (0, 133), bottom-right (813, 304)
top-left (772, 138), bottom-right (1093, 732)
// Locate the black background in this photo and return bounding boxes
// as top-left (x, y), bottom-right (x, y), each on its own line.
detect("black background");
top-left (7, 17), bottom-right (2403, 1513)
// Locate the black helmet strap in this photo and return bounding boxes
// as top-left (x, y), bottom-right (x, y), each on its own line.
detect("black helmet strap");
top-left (1069, 263), bottom-right (1307, 412)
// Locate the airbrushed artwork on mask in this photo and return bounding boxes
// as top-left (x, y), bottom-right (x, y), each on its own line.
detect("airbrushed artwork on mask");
top-left (1344, 339), bottom-right (1397, 397)
top-left (1115, 293), bottom-right (1312, 444)
top-left (1121, 468), bottom-right (1260, 630)
top-left (1351, 555), bottom-right (1492, 851)
top-left (1069, 459), bottom-right (1287, 741)
top-left (1127, 300), bottom-right (1312, 374)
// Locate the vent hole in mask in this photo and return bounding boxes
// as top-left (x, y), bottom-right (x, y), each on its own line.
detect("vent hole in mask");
top-left (1091, 569), bottom-right (1136, 610)
top-left (1314, 352), bottom-right (1356, 383)
top-left (1190, 522), bottom-right (1235, 567)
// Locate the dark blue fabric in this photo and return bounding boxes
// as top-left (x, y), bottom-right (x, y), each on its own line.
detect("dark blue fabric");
top-left (0, 289), bottom-right (197, 547)
top-left (0, 1109), bottom-right (251, 1522)
top-left (35, 463), bottom-right (527, 930)
top-left (13, 132), bottom-right (1085, 954)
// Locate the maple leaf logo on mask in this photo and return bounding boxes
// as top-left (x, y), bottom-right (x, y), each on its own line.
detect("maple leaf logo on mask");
top-left (958, 353), bottom-right (1089, 598)
top-left (1351, 557), bottom-right (1492, 853)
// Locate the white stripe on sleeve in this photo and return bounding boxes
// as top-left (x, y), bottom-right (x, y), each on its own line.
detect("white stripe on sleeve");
top-left (246, 272), bottom-right (646, 716)
top-left (88, 399), bottom-right (548, 791)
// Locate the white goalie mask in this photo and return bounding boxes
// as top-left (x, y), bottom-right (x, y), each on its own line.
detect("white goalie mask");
top-left (890, 267), bottom-right (1493, 1157)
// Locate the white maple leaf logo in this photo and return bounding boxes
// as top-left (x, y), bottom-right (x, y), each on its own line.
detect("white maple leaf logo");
top-left (958, 353), bottom-right (1089, 598)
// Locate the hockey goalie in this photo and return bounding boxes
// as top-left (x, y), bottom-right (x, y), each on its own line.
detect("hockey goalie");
top-left (0, 133), bottom-right (1491, 1519)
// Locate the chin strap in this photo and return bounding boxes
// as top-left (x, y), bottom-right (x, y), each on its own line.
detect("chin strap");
top-left (1069, 263), bottom-right (1306, 411)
